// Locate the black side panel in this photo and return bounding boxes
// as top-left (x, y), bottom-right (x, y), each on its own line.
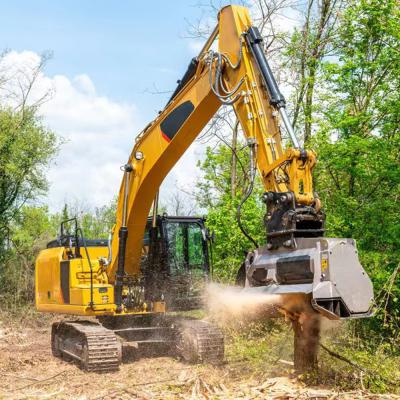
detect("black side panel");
top-left (60, 260), bottom-right (70, 304)
top-left (167, 58), bottom-right (198, 104)
top-left (276, 255), bottom-right (313, 284)
top-left (160, 101), bottom-right (195, 141)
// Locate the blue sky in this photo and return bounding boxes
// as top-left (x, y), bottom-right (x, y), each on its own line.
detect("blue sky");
top-left (0, 1), bottom-right (241, 211)
top-left (3, 1), bottom-right (301, 213)
top-left (0, 1), bottom-right (299, 213)
top-left (0, 1), bottom-right (229, 120)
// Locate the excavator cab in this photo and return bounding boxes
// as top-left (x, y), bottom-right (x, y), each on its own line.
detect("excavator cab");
top-left (141, 215), bottom-right (211, 311)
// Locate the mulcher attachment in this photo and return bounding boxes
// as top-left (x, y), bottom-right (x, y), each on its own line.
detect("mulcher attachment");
top-left (51, 321), bottom-right (122, 372)
top-left (244, 237), bottom-right (374, 320)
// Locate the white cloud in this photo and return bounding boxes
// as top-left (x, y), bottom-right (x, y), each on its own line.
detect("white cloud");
top-left (0, 51), bottom-right (142, 212)
top-left (73, 74), bottom-right (96, 96)
top-left (0, 50), bottom-right (202, 214)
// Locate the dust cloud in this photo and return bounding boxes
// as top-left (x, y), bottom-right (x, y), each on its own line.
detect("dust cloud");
top-left (204, 283), bottom-right (342, 332)
top-left (319, 316), bottom-right (342, 333)
top-left (204, 282), bottom-right (342, 334)
top-left (205, 283), bottom-right (283, 324)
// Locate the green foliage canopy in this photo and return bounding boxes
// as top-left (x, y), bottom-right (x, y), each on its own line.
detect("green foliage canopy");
top-left (196, 144), bottom-right (265, 281)
top-left (0, 108), bottom-right (58, 248)
top-left (313, 0), bottom-right (400, 337)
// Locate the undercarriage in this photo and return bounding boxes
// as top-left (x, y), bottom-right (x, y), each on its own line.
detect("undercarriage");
top-left (51, 315), bottom-right (224, 372)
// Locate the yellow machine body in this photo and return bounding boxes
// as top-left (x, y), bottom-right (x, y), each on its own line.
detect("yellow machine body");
top-left (36, 246), bottom-right (116, 315)
top-left (36, 244), bottom-right (166, 316)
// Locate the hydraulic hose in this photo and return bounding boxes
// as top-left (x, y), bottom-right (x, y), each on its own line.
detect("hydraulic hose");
top-left (236, 140), bottom-right (259, 249)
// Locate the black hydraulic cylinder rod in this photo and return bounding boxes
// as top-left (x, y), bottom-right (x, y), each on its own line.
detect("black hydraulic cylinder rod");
top-left (246, 26), bottom-right (300, 148)
top-left (245, 26), bottom-right (285, 108)
top-left (115, 226), bottom-right (128, 309)
top-left (167, 58), bottom-right (198, 105)
top-left (114, 163), bottom-right (133, 311)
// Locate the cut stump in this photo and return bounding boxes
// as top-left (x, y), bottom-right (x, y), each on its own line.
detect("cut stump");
top-left (292, 314), bottom-right (320, 373)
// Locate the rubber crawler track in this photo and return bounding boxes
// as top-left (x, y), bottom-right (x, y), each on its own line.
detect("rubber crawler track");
top-left (177, 319), bottom-right (224, 364)
top-left (52, 321), bottom-right (122, 372)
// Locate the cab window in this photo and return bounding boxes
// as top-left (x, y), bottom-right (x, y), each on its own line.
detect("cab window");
top-left (165, 222), bottom-right (206, 275)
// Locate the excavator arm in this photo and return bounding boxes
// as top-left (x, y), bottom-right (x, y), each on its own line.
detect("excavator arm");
top-left (109, 5), bottom-right (321, 296)
top-left (109, 48), bottom-right (220, 287)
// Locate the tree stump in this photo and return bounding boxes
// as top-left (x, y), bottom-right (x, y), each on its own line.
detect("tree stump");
top-left (292, 314), bottom-right (320, 373)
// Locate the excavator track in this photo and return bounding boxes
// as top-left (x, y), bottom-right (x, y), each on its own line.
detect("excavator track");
top-left (176, 319), bottom-right (224, 364)
top-left (52, 321), bottom-right (122, 372)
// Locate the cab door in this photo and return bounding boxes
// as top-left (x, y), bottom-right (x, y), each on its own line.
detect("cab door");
top-left (163, 220), bottom-right (209, 310)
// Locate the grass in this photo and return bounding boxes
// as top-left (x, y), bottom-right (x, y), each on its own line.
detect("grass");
top-left (224, 320), bottom-right (293, 365)
top-left (0, 305), bottom-right (55, 329)
top-left (1, 304), bottom-right (399, 394)
top-left (221, 317), bottom-right (400, 394)
top-left (317, 321), bottom-right (400, 393)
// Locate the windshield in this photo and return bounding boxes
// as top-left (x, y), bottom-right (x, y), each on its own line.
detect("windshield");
top-left (165, 221), bottom-right (206, 275)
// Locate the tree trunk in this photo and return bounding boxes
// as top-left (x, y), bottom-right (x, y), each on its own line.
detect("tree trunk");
top-left (292, 314), bottom-right (320, 373)
top-left (304, 65), bottom-right (316, 144)
top-left (230, 120), bottom-right (239, 200)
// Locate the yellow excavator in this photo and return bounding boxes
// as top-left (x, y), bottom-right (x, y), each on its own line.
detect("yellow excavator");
top-left (35, 5), bottom-right (374, 372)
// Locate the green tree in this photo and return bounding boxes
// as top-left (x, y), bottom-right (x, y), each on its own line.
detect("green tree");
top-left (0, 52), bottom-right (59, 310)
top-left (0, 108), bottom-right (58, 248)
top-left (197, 144), bottom-right (265, 281)
top-left (52, 200), bottom-right (117, 240)
top-left (80, 200), bottom-right (117, 239)
top-left (61, 203), bottom-right (69, 222)
top-left (284, 0), bottom-right (342, 144)
top-left (314, 0), bottom-right (400, 338)
top-left (0, 206), bottom-right (55, 310)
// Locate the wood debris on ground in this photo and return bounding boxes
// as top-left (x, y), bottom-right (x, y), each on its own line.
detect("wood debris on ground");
top-left (0, 323), bottom-right (399, 400)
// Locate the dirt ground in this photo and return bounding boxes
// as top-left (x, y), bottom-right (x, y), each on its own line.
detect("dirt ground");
top-left (0, 319), bottom-right (398, 400)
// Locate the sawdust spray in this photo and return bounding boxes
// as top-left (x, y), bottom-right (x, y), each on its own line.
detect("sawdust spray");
top-left (205, 283), bottom-right (283, 325)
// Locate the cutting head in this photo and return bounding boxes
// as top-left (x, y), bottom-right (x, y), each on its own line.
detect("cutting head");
top-left (243, 237), bottom-right (374, 320)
